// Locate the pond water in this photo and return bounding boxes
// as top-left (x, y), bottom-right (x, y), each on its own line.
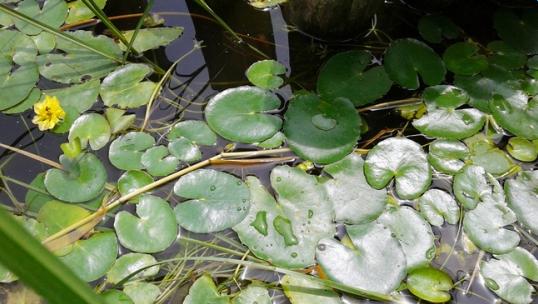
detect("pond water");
top-left (0, 0), bottom-right (537, 303)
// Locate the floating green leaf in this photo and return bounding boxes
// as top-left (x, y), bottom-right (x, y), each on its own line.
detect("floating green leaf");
top-left (174, 169), bottom-right (250, 233)
top-left (141, 146), bottom-right (179, 177)
top-left (117, 170), bottom-right (153, 199)
top-left (102, 290), bottom-right (134, 304)
top-left (256, 131), bottom-right (285, 149)
top-left (14, 0), bottom-right (67, 35)
top-left (106, 253), bottom-right (159, 284)
top-left (233, 168), bottom-right (334, 268)
top-left (453, 165), bottom-right (504, 210)
top-left (66, 0), bottom-right (107, 24)
top-left (58, 231), bottom-right (118, 282)
top-left (105, 108), bottom-right (136, 134)
top-left (490, 94), bottom-right (538, 140)
top-left (322, 153), bottom-right (386, 224)
top-left (100, 63), bottom-right (156, 109)
top-left (364, 137), bottom-right (431, 200)
top-left (317, 51), bottom-right (392, 106)
top-left (281, 274), bottom-right (343, 304)
top-left (494, 10), bottom-right (538, 54)
top-left (232, 285), bottom-right (271, 304)
top-left (427, 139), bottom-right (469, 175)
top-left (507, 137), bottom-right (538, 162)
top-left (205, 86), bottom-right (282, 143)
top-left (416, 189), bottom-right (459, 227)
top-left (168, 120), bottom-right (217, 146)
top-left (284, 93), bottom-right (361, 164)
top-left (109, 132), bottom-right (156, 171)
top-left (418, 15), bottom-right (460, 44)
top-left (120, 27), bottom-right (183, 53)
top-left (0, 64), bottom-right (39, 111)
top-left (487, 41), bottom-right (527, 70)
top-left (123, 282), bottom-right (160, 304)
top-left (443, 42), bottom-right (488, 76)
top-left (44, 153), bottom-right (107, 203)
top-left (25, 173), bottom-right (54, 212)
top-left (246, 59), bottom-right (286, 90)
top-left (114, 195), bottom-right (177, 253)
top-left (464, 134), bottom-right (517, 176)
top-left (45, 80), bottom-right (100, 113)
top-left (168, 137), bottom-right (201, 164)
top-left (406, 267), bottom-right (453, 303)
top-left (68, 113), bottom-right (111, 150)
top-left (505, 170), bottom-right (538, 235)
top-left (37, 200), bottom-right (91, 236)
top-left (3, 87), bottom-right (41, 114)
top-left (183, 275), bottom-right (229, 304)
top-left (384, 38), bottom-right (446, 90)
top-left (31, 31), bottom-right (56, 54)
top-left (0, 29), bottom-right (37, 65)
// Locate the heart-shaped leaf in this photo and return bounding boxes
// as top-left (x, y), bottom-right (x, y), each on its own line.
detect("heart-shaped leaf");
top-left (14, 0), bottom-right (67, 35)
top-left (100, 64), bottom-right (156, 109)
top-left (37, 200), bottom-right (91, 236)
top-left (114, 195), bottom-right (177, 253)
top-left (109, 132), bottom-right (156, 170)
top-left (464, 134), bottom-right (517, 176)
top-left (428, 139), bottom-right (469, 175)
top-left (25, 173), bottom-right (54, 212)
top-left (183, 275), bottom-right (229, 304)
top-left (490, 95), bottom-right (538, 140)
top-left (453, 165), bottom-right (504, 210)
top-left (65, 0), bottom-right (106, 24)
top-left (106, 253), bottom-right (159, 284)
top-left (233, 167), bottom-right (334, 268)
top-left (117, 170), bottom-right (153, 199)
top-left (0, 29), bottom-right (37, 66)
top-left (322, 153), bottom-right (387, 224)
top-left (105, 108), bottom-right (136, 134)
top-left (494, 10), bottom-right (538, 55)
top-left (120, 27), bottom-right (183, 53)
top-left (68, 113), bottom-right (111, 150)
top-left (31, 31), bottom-right (56, 54)
top-left (418, 15), bottom-right (460, 44)
top-left (58, 231), bottom-right (118, 282)
top-left (174, 169), bottom-right (250, 233)
top-left (168, 120), bottom-right (217, 146)
top-left (384, 38), bottom-right (446, 90)
top-left (284, 93), bottom-right (361, 164)
top-left (168, 137), bottom-right (201, 164)
top-left (246, 59), bottom-right (286, 90)
top-left (232, 285), bottom-right (271, 304)
top-left (487, 41), bottom-right (527, 70)
top-left (281, 274), bottom-right (343, 304)
top-left (507, 137), bottom-right (538, 162)
top-left (44, 153), bottom-right (107, 203)
top-left (443, 42), bottom-right (488, 76)
top-left (505, 170), bottom-right (538, 235)
top-left (124, 282), bottom-right (160, 304)
top-left (481, 247), bottom-right (538, 304)
top-left (141, 146), bottom-right (179, 177)
top-left (256, 131), bottom-right (285, 148)
top-left (416, 189), bottom-right (459, 227)
top-left (406, 267), bottom-right (453, 303)
top-left (45, 80), bottom-right (100, 113)
top-left (316, 221), bottom-right (406, 294)
top-left (205, 86), bottom-right (282, 143)
top-left (317, 50), bottom-right (392, 106)
top-left (364, 137), bottom-right (431, 200)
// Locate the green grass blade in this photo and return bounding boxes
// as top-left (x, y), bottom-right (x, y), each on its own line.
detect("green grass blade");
top-left (0, 208), bottom-right (105, 304)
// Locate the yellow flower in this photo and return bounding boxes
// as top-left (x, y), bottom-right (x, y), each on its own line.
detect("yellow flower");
top-left (32, 95), bottom-right (65, 131)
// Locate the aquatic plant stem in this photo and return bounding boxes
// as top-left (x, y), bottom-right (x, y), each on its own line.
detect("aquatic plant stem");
top-left (358, 97), bottom-right (422, 112)
top-left (464, 250), bottom-right (484, 294)
top-left (122, 0), bottom-right (155, 62)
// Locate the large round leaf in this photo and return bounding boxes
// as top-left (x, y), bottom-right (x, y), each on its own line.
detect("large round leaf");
top-left (100, 64), bottom-right (156, 109)
top-left (109, 132), bottom-right (155, 170)
top-left (14, 0), bottom-right (67, 35)
top-left (68, 113), bottom-right (111, 150)
top-left (183, 275), bottom-right (229, 304)
top-left (453, 165), bottom-right (504, 210)
top-left (174, 169), bottom-right (250, 233)
top-left (245, 59), bottom-right (286, 90)
top-left (317, 50), bottom-right (392, 106)
top-left (427, 139), bottom-right (469, 175)
top-left (106, 253), bottom-right (159, 284)
top-left (494, 10), bottom-right (538, 55)
top-left (58, 231), bottom-right (118, 282)
top-left (44, 153), bottom-right (107, 203)
top-left (505, 170), bottom-right (538, 235)
top-left (384, 38), bottom-right (446, 90)
top-left (233, 168), bottom-right (334, 268)
top-left (407, 267), bottom-right (453, 303)
top-left (443, 42), bottom-right (488, 76)
top-left (490, 95), bottom-right (538, 140)
top-left (281, 275), bottom-right (343, 304)
top-left (232, 285), bottom-right (272, 304)
top-left (316, 221), bottom-right (406, 294)
top-left (322, 153), bottom-right (387, 224)
top-left (205, 86), bottom-right (282, 143)
top-left (364, 137), bottom-right (431, 200)
top-left (284, 93), bottom-right (361, 164)
top-left (416, 189), bottom-right (459, 227)
top-left (114, 195), bottom-right (177, 253)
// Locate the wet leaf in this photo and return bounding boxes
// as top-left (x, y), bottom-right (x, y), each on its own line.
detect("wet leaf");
top-left (205, 86), bottom-right (282, 143)
top-left (464, 134), bottom-right (516, 176)
top-left (487, 41), bottom-right (527, 70)
top-left (507, 137), bottom-right (538, 162)
top-left (105, 108), bottom-right (136, 134)
top-left (141, 146), bottom-right (179, 177)
top-left (168, 120), bottom-right (217, 146)
top-left (364, 137), bottom-right (431, 200)
top-left (317, 50), bottom-right (392, 106)
top-left (416, 189), bottom-right (459, 227)
top-left (281, 274), bottom-right (343, 304)
top-left (316, 221), bottom-right (406, 294)
top-left (109, 132), bottom-right (156, 170)
top-left (453, 165), bottom-right (504, 210)
top-left (481, 247), bottom-right (538, 304)
top-left (490, 94), bottom-right (538, 140)
top-left (123, 282), bottom-right (160, 304)
top-left (117, 170), bottom-right (153, 199)
top-left (45, 80), bottom-right (100, 113)
top-left (37, 200), bottom-right (91, 236)
top-left (233, 168), bottom-right (334, 268)
top-left (14, 0), bottom-right (67, 35)
top-left (66, 0), bottom-right (107, 24)
top-left (418, 15), bottom-right (460, 44)
top-left (246, 59), bottom-right (286, 90)
top-left (505, 170), bottom-right (538, 235)
top-left (232, 285), bottom-right (271, 304)
top-left (120, 27), bottom-right (183, 53)
top-left (494, 10), bottom-right (538, 54)
top-left (115, 195), bottom-right (177, 253)
top-left (106, 253), bottom-right (159, 284)
top-left (183, 275), bottom-right (229, 304)
top-left (100, 64), bottom-right (156, 109)
top-left (168, 137), bottom-right (201, 164)
top-left (68, 113), bottom-right (111, 150)
top-left (174, 169), bottom-right (250, 233)
top-left (427, 139), bottom-right (469, 175)
top-left (44, 153), bottom-right (107, 203)
top-left (256, 131), bottom-right (285, 149)
top-left (384, 38), bottom-right (446, 90)
top-left (58, 231), bottom-right (118, 282)
top-left (406, 267), bottom-right (453, 303)
top-left (284, 93), bottom-right (361, 164)
top-left (322, 153), bottom-right (387, 224)
top-left (443, 42), bottom-right (488, 76)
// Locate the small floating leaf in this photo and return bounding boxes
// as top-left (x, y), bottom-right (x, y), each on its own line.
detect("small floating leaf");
top-left (3, 87), bottom-right (41, 114)
top-left (453, 165), bottom-right (504, 210)
top-left (117, 170), bottom-right (153, 200)
top-left (407, 267), bottom-right (453, 303)
top-left (68, 113), bottom-right (111, 150)
top-left (168, 120), bottom-right (217, 146)
top-left (105, 108), bottom-right (136, 134)
top-left (428, 139), bottom-right (469, 175)
top-left (37, 200), bottom-right (91, 236)
top-left (120, 27), bottom-right (183, 53)
top-left (416, 189), bottom-right (459, 227)
top-left (183, 275), bottom-right (229, 304)
top-left (487, 41), bottom-right (527, 70)
top-left (123, 282), bottom-right (160, 304)
top-left (101, 64), bottom-right (156, 109)
top-left (168, 137), bottom-right (201, 164)
top-left (505, 170), bottom-right (538, 235)
top-left (490, 94), bottom-right (538, 140)
top-left (464, 134), bottom-right (517, 176)
top-left (106, 253), bottom-right (159, 284)
top-left (364, 137), bottom-right (431, 200)
top-left (256, 131), bottom-right (285, 149)
top-left (281, 274), bottom-right (343, 304)
top-left (46, 80), bottom-right (101, 113)
top-left (14, 0), bottom-right (67, 35)
top-left (494, 10), bottom-right (538, 54)
top-left (109, 132), bottom-right (156, 171)
top-left (246, 59), bottom-right (286, 90)
top-left (418, 15), bottom-right (460, 44)
top-left (0, 64), bottom-right (39, 112)
top-left (507, 137), bottom-right (538, 162)
top-left (443, 42), bottom-right (488, 76)
top-left (102, 290), bottom-right (134, 304)
top-left (25, 173), bottom-right (54, 212)
top-left (232, 285), bottom-right (271, 304)
top-left (114, 195), bottom-right (177, 253)
top-left (66, 0), bottom-right (106, 24)
top-left (174, 169), bottom-right (250, 233)
top-left (141, 146), bottom-right (178, 177)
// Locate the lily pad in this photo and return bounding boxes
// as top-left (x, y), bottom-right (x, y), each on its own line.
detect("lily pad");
top-left (246, 59), bottom-right (286, 90)
top-left (233, 167), bottom-right (334, 268)
top-left (281, 274), bottom-right (343, 304)
top-left (183, 275), bottom-right (229, 304)
top-left (102, 290), bottom-right (134, 304)
top-left (418, 15), bottom-right (460, 44)
top-left (256, 131), bottom-right (285, 149)
top-left (109, 132), bottom-right (156, 171)
top-left (31, 31), bottom-right (56, 54)
top-left (481, 247), bottom-right (538, 304)
top-left (416, 189), bottom-right (459, 227)
top-left (205, 86), bottom-right (282, 143)
top-left (45, 80), bottom-right (100, 113)
top-left (490, 94), bottom-right (538, 140)
top-left (123, 282), bottom-right (160, 304)
top-left (0, 64), bottom-right (39, 111)
top-left (2, 87), bottom-right (41, 114)
top-left (100, 64), bottom-right (156, 109)
top-left (487, 41), bottom-right (527, 70)
top-left (317, 50), bottom-right (392, 106)
top-left (117, 170), bottom-right (153, 199)
top-left (378, 206), bottom-right (435, 270)
top-left (68, 113), bottom-right (111, 150)
top-left (494, 10), bottom-right (538, 55)
top-left (322, 153), bottom-right (387, 224)
top-left (168, 120), bottom-right (217, 146)
top-left (44, 153), bottom-right (107, 203)
top-left (14, 0), bottom-right (67, 35)
top-left (464, 134), bottom-right (517, 176)
top-left (427, 139), bottom-right (469, 175)
top-left (168, 137), bottom-right (202, 164)
top-left (443, 42), bottom-right (488, 76)
top-left (114, 195), bottom-right (177, 253)
top-left (58, 231), bottom-right (118, 282)
top-left (316, 221), bottom-right (406, 294)
top-left (505, 170), bottom-right (538, 235)
top-left (141, 146), bottom-right (179, 177)
top-left (232, 285), bottom-right (271, 304)
top-left (507, 137), bottom-right (538, 162)
top-left (406, 267), bottom-right (453, 303)
top-left (384, 38), bottom-right (446, 90)
top-left (0, 29), bottom-right (37, 65)
top-left (284, 93), bottom-right (361, 164)
top-left (25, 173), bottom-right (54, 212)
top-left (120, 27), bottom-right (183, 53)
top-left (105, 108), bottom-right (136, 134)
top-left (364, 137), bottom-right (431, 200)
top-left (106, 253), bottom-right (159, 284)
top-left (453, 165), bottom-right (504, 210)
top-left (174, 169), bottom-right (250, 233)
top-left (37, 200), bottom-right (91, 236)
top-left (65, 0), bottom-right (107, 24)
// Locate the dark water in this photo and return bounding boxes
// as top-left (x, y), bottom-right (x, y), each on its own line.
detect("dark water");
top-left (1, 0), bottom-right (537, 303)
